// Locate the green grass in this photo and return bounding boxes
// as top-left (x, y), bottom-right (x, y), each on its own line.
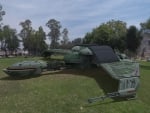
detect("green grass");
top-left (0, 57), bottom-right (150, 113)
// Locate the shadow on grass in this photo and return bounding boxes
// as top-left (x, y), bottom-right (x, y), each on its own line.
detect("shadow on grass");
top-left (0, 67), bottom-right (125, 103)
top-left (0, 74), bottom-right (41, 80)
top-left (42, 68), bottom-right (121, 102)
top-left (140, 64), bottom-right (150, 70)
top-left (84, 98), bottom-right (133, 107)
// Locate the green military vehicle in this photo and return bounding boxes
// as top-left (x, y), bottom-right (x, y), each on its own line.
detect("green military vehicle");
top-left (3, 44), bottom-right (140, 101)
top-left (3, 60), bottom-right (47, 77)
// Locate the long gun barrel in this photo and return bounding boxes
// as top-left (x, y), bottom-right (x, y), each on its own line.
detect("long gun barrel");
top-left (88, 92), bottom-right (120, 103)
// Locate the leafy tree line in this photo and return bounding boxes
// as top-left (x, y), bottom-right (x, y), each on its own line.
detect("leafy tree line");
top-left (83, 20), bottom-right (144, 54)
top-left (19, 19), bottom-right (48, 55)
top-left (0, 16), bottom-right (75, 56)
top-left (19, 19), bottom-right (74, 55)
top-left (0, 25), bottom-right (19, 56)
top-left (0, 4), bottom-right (72, 56)
top-left (1, 3), bottom-right (150, 56)
top-left (0, 4), bottom-right (20, 56)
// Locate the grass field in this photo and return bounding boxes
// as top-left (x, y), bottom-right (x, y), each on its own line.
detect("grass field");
top-left (0, 57), bottom-right (150, 113)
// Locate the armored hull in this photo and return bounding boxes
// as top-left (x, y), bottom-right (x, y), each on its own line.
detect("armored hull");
top-left (3, 60), bottom-right (47, 77)
top-left (100, 61), bottom-right (140, 97)
top-left (3, 45), bottom-right (140, 101)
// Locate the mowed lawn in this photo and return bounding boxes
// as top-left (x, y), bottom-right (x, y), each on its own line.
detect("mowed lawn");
top-left (0, 57), bottom-right (150, 113)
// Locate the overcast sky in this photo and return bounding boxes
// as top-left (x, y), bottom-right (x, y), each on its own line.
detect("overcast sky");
top-left (1, 0), bottom-right (150, 40)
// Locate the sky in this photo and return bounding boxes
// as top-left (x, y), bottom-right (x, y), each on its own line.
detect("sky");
top-left (1, 0), bottom-right (150, 40)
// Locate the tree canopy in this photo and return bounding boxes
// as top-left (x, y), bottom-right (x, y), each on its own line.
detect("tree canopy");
top-left (126, 26), bottom-right (142, 53)
top-left (0, 25), bottom-right (19, 55)
top-left (46, 19), bottom-right (61, 49)
top-left (0, 3), bottom-right (149, 56)
top-left (61, 28), bottom-right (69, 45)
top-left (83, 20), bottom-right (127, 51)
top-left (140, 18), bottom-right (150, 30)
top-left (0, 4), bottom-right (5, 27)
top-left (19, 20), bottom-right (47, 55)
top-left (19, 19), bottom-right (33, 52)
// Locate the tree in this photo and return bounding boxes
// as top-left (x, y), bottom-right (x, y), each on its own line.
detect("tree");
top-left (1, 25), bottom-right (9, 54)
top-left (72, 38), bottom-right (83, 45)
top-left (19, 20), bottom-right (48, 56)
top-left (19, 19), bottom-right (33, 53)
top-left (61, 28), bottom-right (69, 45)
top-left (2, 25), bottom-right (19, 55)
top-left (0, 27), bottom-right (3, 49)
top-left (83, 32), bottom-right (94, 44)
top-left (140, 18), bottom-right (150, 30)
top-left (7, 29), bottom-right (19, 54)
top-left (0, 4), bottom-right (5, 50)
top-left (34, 26), bottom-right (48, 55)
top-left (46, 19), bottom-right (61, 49)
top-left (0, 4), bottom-right (5, 27)
top-left (126, 26), bottom-right (142, 53)
top-left (83, 20), bottom-right (127, 51)
top-left (60, 28), bottom-right (71, 48)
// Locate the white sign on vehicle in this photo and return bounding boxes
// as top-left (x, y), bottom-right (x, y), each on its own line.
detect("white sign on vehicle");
top-left (119, 77), bottom-right (139, 91)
